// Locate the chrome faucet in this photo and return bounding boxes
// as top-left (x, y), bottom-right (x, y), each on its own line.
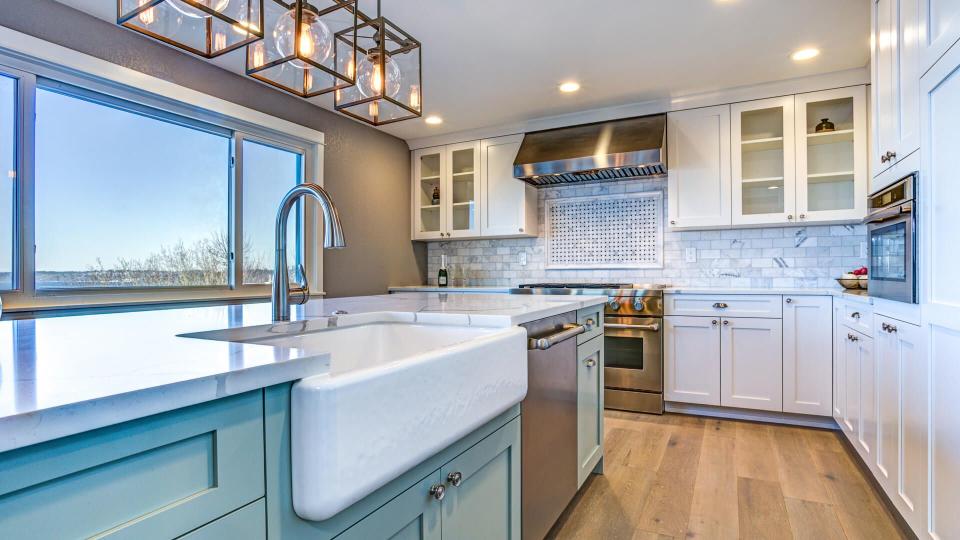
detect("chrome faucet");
top-left (272, 183), bottom-right (346, 321)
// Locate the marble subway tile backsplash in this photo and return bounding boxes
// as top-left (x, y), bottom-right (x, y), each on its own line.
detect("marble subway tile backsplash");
top-left (425, 178), bottom-right (868, 289)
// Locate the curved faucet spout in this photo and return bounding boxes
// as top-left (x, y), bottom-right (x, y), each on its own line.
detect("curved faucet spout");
top-left (272, 183), bottom-right (346, 321)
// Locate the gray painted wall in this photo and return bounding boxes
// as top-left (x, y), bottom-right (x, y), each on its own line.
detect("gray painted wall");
top-left (0, 0), bottom-right (426, 297)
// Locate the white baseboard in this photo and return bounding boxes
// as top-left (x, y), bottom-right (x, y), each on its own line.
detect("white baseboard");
top-left (665, 402), bottom-right (840, 430)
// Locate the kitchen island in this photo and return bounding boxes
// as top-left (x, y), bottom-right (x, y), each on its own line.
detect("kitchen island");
top-left (0, 292), bottom-right (606, 539)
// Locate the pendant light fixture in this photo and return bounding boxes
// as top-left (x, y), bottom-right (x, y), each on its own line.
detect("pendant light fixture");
top-left (334, 0), bottom-right (422, 126)
top-left (117, 0), bottom-right (264, 58)
top-left (246, 0), bottom-right (358, 98)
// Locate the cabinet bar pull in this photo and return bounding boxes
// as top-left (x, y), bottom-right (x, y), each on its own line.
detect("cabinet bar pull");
top-left (528, 324), bottom-right (585, 350)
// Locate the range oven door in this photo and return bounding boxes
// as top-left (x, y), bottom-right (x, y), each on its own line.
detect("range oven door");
top-left (867, 205), bottom-right (916, 303)
top-left (603, 316), bottom-right (663, 393)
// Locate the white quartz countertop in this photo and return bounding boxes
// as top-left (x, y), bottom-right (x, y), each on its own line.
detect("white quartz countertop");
top-left (0, 292), bottom-right (604, 452)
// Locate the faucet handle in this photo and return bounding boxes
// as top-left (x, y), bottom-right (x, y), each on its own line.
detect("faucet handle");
top-left (290, 263), bottom-right (310, 305)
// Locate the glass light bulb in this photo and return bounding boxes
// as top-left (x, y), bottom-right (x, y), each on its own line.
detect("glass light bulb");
top-left (356, 52), bottom-right (401, 98)
top-left (138, 0), bottom-right (156, 25)
top-left (274, 8), bottom-right (332, 69)
top-left (167, 0), bottom-right (230, 19)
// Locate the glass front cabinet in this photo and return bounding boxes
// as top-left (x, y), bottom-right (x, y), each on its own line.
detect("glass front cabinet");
top-left (731, 86), bottom-right (868, 226)
top-left (412, 142), bottom-right (481, 240)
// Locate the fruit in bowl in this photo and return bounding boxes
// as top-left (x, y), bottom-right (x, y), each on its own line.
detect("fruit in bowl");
top-left (837, 267), bottom-right (869, 289)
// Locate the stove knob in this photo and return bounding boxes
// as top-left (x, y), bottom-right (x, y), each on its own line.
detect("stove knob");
top-left (633, 298), bottom-right (645, 311)
top-left (607, 299), bottom-right (621, 311)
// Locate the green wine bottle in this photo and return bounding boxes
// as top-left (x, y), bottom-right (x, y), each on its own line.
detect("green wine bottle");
top-left (438, 254), bottom-right (448, 287)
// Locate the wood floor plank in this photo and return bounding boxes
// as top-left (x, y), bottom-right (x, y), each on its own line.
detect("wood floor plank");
top-left (685, 431), bottom-right (739, 540)
top-left (735, 421), bottom-right (780, 482)
top-left (636, 426), bottom-right (705, 537)
top-left (551, 462), bottom-right (657, 540)
top-left (772, 427), bottom-right (832, 503)
top-left (812, 449), bottom-right (905, 540)
top-left (737, 477), bottom-right (794, 540)
top-left (784, 498), bottom-right (846, 540)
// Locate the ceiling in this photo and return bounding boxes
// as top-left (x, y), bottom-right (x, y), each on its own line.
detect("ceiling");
top-left (55, 0), bottom-right (870, 142)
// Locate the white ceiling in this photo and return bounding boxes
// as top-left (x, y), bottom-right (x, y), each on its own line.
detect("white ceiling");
top-left (55, 0), bottom-right (870, 142)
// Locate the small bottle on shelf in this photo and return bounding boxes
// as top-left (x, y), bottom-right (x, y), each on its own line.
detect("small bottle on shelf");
top-left (432, 186), bottom-right (440, 205)
top-left (438, 254), bottom-right (448, 288)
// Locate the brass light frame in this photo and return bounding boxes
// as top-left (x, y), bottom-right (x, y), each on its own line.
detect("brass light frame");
top-left (117, 0), bottom-right (264, 58)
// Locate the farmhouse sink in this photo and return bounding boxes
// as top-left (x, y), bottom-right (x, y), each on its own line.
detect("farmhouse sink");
top-left (185, 321), bottom-right (528, 521)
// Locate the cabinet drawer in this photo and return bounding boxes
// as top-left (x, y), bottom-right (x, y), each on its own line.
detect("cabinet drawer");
top-left (0, 391), bottom-right (265, 540)
top-left (842, 301), bottom-right (873, 334)
top-left (664, 294), bottom-right (782, 318)
top-left (577, 305), bottom-right (604, 344)
top-left (180, 499), bottom-right (266, 540)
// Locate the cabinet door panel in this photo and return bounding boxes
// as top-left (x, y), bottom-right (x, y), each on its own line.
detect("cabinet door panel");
top-left (577, 338), bottom-right (604, 488)
top-left (664, 316), bottom-right (720, 405)
top-left (667, 106), bottom-right (732, 229)
top-left (446, 141), bottom-right (482, 239)
top-left (874, 0), bottom-right (899, 177)
top-left (413, 147), bottom-right (446, 240)
top-left (783, 296), bottom-right (833, 416)
top-left (857, 336), bottom-right (876, 460)
top-left (893, 321), bottom-right (928, 534)
top-left (842, 333), bottom-right (861, 437)
top-left (875, 319), bottom-right (900, 489)
top-left (919, 0), bottom-right (960, 72)
top-left (480, 135), bottom-right (536, 238)
top-left (336, 472), bottom-right (442, 540)
top-left (441, 417), bottom-right (521, 540)
top-left (720, 317), bottom-right (783, 412)
top-left (833, 304), bottom-right (845, 422)
top-left (731, 96), bottom-right (796, 225)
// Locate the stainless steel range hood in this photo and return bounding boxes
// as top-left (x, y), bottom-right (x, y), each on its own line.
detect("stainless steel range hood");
top-left (513, 114), bottom-right (666, 187)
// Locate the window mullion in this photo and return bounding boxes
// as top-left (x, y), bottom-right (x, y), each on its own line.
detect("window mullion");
top-left (230, 134), bottom-right (242, 290)
top-left (17, 70), bottom-right (37, 301)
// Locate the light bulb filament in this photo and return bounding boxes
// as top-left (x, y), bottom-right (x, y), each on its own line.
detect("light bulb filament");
top-left (298, 23), bottom-right (315, 57)
top-left (372, 64), bottom-right (383, 93)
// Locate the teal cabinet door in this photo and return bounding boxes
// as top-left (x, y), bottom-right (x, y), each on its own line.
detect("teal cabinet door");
top-left (180, 499), bottom-right (266, 540)
top-left (0, 391), bottom-right (265, 539)
top-left (440, 417), bottom-right (521, 540)
top-left (577, 337), bottom-right (604, 487)
top-left (336, 472), bottom-right (442, 540)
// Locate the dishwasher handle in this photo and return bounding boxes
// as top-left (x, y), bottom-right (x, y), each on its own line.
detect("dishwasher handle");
top-left (604, 322), bottom-right (661, 332)
top-left (528, 323), bottom-right (585, 350)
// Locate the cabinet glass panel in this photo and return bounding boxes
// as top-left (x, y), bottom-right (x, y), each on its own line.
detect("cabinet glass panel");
top-left (450, 148), bottom-right (476, 231)
top-left (418, 153), bottom-right (441, 234)
top-left (804, 98), bottom-right (856, 212)
top-left (740, 107), bottom-right (785, 214)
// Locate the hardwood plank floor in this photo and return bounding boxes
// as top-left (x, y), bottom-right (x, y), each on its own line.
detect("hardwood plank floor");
top-left (549, 411), bottom-right (907, 540)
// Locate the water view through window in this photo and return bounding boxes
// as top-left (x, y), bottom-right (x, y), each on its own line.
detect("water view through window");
top-left (35, 87), bottom-right (230, 289)
top-left (0, 76), bottom-right (14, 290)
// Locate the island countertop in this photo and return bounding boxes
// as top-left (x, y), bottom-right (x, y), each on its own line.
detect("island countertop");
top-left (0, 292), bottom-right (605, 453)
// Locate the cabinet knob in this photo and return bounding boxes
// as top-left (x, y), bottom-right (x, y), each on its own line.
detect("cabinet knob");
top-left (584, 357), bottom-right (597, 368)
top-left (713, 302), bottom-right (729, 309)
top-left (584, 318), bottom-right (595, 330)
top-left (519, 228), bottom-right (524, 232)
top-left (723, 319), bottom-right (730, 326)
top-left (785, 298), bottom-right (793, 304)
top-left (799, 214), bottom-right (806, 220)
top-left (670, 220), bottom-right (677, 225)
top-left (712, 320), bottom-right (718, 325)
top-left (851, 312), bottom-right (860, 319)
top-left (887, 324), bottom-right (898, 333)
top-left (787, 214), bottom-right (794, 220)
top-left (447, 471), bottom-right (463, 487)
top-left (429, 483), bottom-right (446, 500)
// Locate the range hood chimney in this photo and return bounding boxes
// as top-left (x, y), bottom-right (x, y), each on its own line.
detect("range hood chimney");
top-left (513, 114), bottom-right (666, 187)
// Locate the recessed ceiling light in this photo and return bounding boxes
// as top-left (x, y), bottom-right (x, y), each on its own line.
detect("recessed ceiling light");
top-left (791, 48), bottom-right (820, 62)
top-left (559, 81), bottom-right (581, 93)
top-left (425, 115), bottom-right (443, 125)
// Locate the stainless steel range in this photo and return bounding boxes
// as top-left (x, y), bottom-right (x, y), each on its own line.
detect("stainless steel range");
top-left (511, 283), bottom-right (667, 414)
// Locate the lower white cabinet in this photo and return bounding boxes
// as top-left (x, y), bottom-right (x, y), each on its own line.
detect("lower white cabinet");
top-left (663, 316), bottom-right (721, 406)
top-left (782, 296), bottom-right (833, 415)
top-left (832, 302), bottom-right (845, 422)
top-left (719, 317), bottom-right (783, 412)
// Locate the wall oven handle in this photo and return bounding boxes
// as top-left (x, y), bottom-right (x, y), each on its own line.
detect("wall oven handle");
top-left (603, 322), bottom-right (661, 332)
top-left (528, 324), bottom-right (586, 350)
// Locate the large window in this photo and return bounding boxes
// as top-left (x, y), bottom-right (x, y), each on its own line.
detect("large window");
top-left (0, 54), bottom-right (321, 311)
top-left (35, 86), bottom-right (231, 289)
top-left (0, 75), bottom-right (14, 291)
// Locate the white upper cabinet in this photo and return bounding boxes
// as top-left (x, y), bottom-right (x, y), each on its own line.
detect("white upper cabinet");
top-left (795, 87), bottom-right (869, 223)
top-left (667, 105), bottom-right (732, 229)
top-left (731, 97), bottom-right (797, 226)
top-left (919, 0), bottom-right (960, 73)
top-left (412, 137), bottom-right (537, 241)
top-left (445, 141), bottom-right (482, 239)
top-left (412, 146), bottom-right (446, 240)
top-left (479, 135), bottom-right (538, 238)
top-left (782, 296), bottom-right (833, 416)
top-left (873, 0), bottom-right (921, 192)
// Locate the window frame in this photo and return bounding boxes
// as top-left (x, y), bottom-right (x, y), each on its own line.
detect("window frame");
top-left (0, 48), bottom-right (324, 313)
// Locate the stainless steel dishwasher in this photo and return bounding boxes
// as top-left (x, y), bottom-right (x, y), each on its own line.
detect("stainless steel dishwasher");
top-left (520, 312), bottom-right (584, 540)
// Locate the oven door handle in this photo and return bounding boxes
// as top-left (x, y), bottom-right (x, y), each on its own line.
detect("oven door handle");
top-left (865, 202), bottom-right (912, 224)
top-left (528, 323), bottom-right (586, 350)
top-left (604, 322), bottom-right (661, 332)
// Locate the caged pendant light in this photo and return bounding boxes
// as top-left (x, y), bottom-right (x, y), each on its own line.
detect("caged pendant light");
top-left (117, 0), bottom-right (264, 58)
top-left (333, 0), bottom-right (422, 126)
top-left (246, 0), bottom-right (358, 98)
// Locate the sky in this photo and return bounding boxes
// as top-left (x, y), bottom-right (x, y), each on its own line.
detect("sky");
top-left (0, 85), bottom-right (301, 282)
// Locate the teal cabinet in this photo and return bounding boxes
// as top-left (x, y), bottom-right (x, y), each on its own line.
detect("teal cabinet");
top-left (336, 473), bottom-right (442, 540)
top-left (180, 499), bottom-right (266, 540)
top-left (576, 308), bottom-right (605, 488)
top-left (0, 391), bottom-right (265, 539)
top-left (440, 417), bottom-right (521, 539)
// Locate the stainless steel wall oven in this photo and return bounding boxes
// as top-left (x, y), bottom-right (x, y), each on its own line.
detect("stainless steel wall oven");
top-left (866, 174), bottom-right (917, 304)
